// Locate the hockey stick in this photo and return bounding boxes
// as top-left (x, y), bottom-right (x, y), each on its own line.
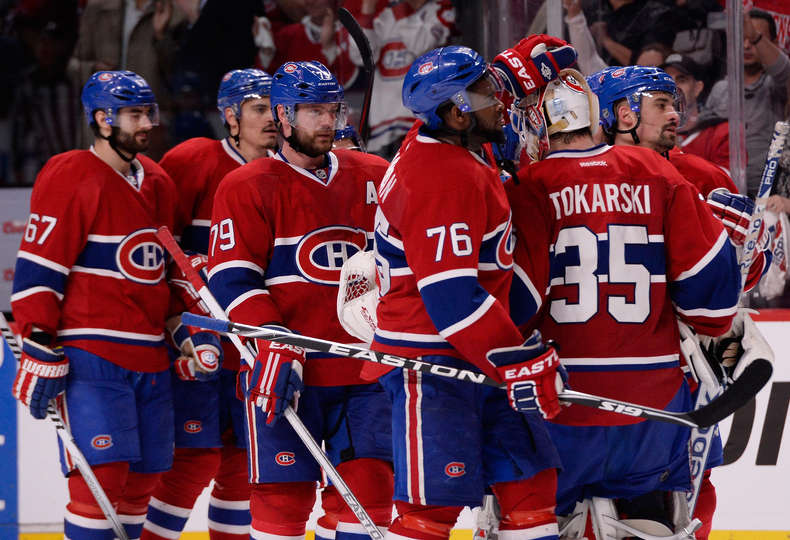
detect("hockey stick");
top-left (155, 227), bottom-right (384, 540)
top-left (181, 312), bottom-right (772, 430)
top-left (338, 7), bottom-right (374, 144)
top-left (685, 121), bottom-right (788, 515)
top-left (0, 313), bottom-right (129, 540)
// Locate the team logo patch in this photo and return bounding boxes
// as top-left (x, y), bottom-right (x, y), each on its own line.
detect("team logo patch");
top-left (184, 420), bottom-right (202, 433)
top-left (222, 72), bottom-right (233, 81)
top-left (91, 435), bottom-right (113, 450)
top-left (445, 462), bottom-right (466, 477)
top-left (98, 72), bottom-right (113, 81)
top-left (562, 72), bottom-right (585, 94)
top-left (284, 63), bottom-right (298, 73)
top-left (418, 61), bottom-right (435, 75)
top-left (275, 451), bottom-right (296, 466)
top-left (295, 226), bottom-right (368, 285)
top-left (495, 217), bottom-right (515, 270)
top-left (612, 68), bottom-right (627, 78)
top-left (116, 228), bottom-right (165, 284)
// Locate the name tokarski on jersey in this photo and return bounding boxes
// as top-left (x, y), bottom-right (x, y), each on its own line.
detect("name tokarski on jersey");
top-left (508, 144), bottom-right (741, 426)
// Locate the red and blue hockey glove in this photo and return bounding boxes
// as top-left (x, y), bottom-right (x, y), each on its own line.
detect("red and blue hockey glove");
top-left (249, 326), bottom-right (305, 425)
top-left (486, 330), bottom-right (567, 419)
top-left (707, 188), bottom-right (772, 290)
top-left (706, 188), bottom-right (754, 246)
top-left (170, 321), bottom-right (222, 381)
top-left (492, 34), bottom-right (578, 100)
top-left (12, 339), bottom-right (68, 419)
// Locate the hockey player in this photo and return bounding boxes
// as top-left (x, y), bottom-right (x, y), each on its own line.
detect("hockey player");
top-left (369, 45), bottom-right (564, 540)
top-left (140, 69), bottom-right (276, 540)
top-left (589, 64), bottom-right (769, 539)
top-left (10, 71), bottom-right (180, 540)
top-left (207, 61), bottom-right (393, 540)
top-left (500, 64), bottom-right (742, 535)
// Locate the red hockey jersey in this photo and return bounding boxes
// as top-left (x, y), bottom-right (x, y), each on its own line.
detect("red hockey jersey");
top-left (668, 147), bottom-right (736, 196)
top-left (371, 133), bottom-right (523, 380)
top-left (508, 144), bottom-right (741, 426)
top-left (159, 137), bottom-right (253, 370)
top-left (11, 149), bottom-right (179, 372)
top-left (207, 149), bottom-right (387, 386)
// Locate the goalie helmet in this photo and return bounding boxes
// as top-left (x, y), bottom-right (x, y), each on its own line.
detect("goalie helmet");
top-left (402, 45), bottom-right (501, 130)
top-left (270, 61), bottom-right (347, 129)
top-left (217, 68), bottom-right (273, 118)
top-left (81, 70), bottom-right (159, 126)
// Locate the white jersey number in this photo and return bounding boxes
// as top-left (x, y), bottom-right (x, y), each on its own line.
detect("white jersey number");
top-left (209, 218), bottom-right (236, 256)
top-left (24, 214), bottom-right (57, 245)
top-left (550, 225), bottom-right (651, 324)
top-left (426, 223), bottom-right (473, 262)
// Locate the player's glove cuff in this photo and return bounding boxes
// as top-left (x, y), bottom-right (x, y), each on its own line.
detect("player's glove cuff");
top-left (13, 339), bottom-right (68, 419)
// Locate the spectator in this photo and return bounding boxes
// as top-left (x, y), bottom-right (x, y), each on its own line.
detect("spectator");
top-left (588, 0), bottom-right (677, 66)
top-left (348, 0), bottom-right (457, 158)
top-left (663, 52), bottom-right (731, 170)
top-left (263, 0), bottom-right (358, 88)
top-left (706, 9), bottom-right (790, 196)
top-left (632, 41), bottom-right (672, 66)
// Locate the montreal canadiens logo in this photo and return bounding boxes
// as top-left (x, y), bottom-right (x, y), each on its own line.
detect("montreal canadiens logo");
top-left (98, 72), bottom-right (113, 81)
top-left (445, 462), bottom-right (465, 477)
top-left (184, 420), bottom-right (202, 433)
top-left (295, 226), bottom-right (368, 285)
top-left (495, 217), bottom-right (515, 270)
top-left (562, 73), bottom-right (585, 94)
top-left (283, 63), bottom-right (298, 73)
top-left (116, 229), bottom-right (165, 284)
top-left (91, 435), bottom-right (113, 449)
top-left (275, 451), bottom-right (296, 466)
top-left (418, 61), bottom-right (435, 75)
top-left (611, 67), bottom-right (626, 78)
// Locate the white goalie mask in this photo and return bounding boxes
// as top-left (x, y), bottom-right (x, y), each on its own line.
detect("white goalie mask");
top-left (511, 68), bottom-right (600, 161)
top-left (337, 250), bottom-right (379, 344)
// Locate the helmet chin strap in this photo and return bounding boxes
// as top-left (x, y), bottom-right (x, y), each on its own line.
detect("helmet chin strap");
top-left (615, 114), bottom-right (641, 145)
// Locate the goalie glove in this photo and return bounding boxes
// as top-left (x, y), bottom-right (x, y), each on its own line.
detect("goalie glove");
top-left (709, 309), bottom-right (774, 382)
top-left (337, 250), bottom-right (378, 343)
top-left (248, 326), bottom-right (305, 425)
top-left (12, 338), bottom-right (69, 419)
top-left (492, 34), bottom-right (578, 100)
top-left (169, 320), bottom-right (222, 381)
top-left (486, 330), bottom-right (568, 419)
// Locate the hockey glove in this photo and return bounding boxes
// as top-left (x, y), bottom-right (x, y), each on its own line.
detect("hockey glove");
top-left (492, 34), bottom-right (578, 100)
top-left (709, 309), bottom-right (774, 381)
top-left (12, 339), bottom-right (68, 419)
top-left (486, 330), bottom-right (567, 419)
top-left (706, 188), bottom-right (754, 246)
top-left (170, 321), bottom-right (222, 381)
top-left (249, 326), bottom-right (305, 425)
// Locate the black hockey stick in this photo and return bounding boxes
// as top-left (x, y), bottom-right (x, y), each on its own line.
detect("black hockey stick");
top-left (0, 314), bottom-right (129, 540)
top-left (338, 7), bottom-right (374, 145)
top-left (182, 313), bottom-right (772, 429)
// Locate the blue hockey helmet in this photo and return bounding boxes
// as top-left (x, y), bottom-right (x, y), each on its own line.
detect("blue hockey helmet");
top-left (217, 68), bottom-right (273, 118)
top-left (333, 124), bottom-right (364, 151)
top-left (589, 66), bottom-right (679, 134)
top-left (402, 45), bottom-right (499, 130)
top-left (81, 70), bottom-right (158, 126)
top-left (270, 61), bottom-right (347, 129)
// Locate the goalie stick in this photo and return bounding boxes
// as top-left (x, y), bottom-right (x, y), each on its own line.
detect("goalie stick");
top-left (155, 227), bottom-right (384, 540)
top-left (338, 7), bottom-right (374, 144)
top-left (181, 312), bottom-right (772, 430)
top-left (685, 120), bottom-right (788, 516)
top-left (0, 313), bottom-right (129, 540)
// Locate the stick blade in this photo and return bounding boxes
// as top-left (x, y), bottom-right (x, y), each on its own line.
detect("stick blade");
top-left (688, 358), bottom-right (773, 427)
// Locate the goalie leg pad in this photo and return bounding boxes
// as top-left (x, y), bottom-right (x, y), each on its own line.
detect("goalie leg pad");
top-left (389, 501), bottom-right (463, 539)
top-left (65, 462), bottom-right (128, 540)
top-left (142, 448), bottom-right (221, 540)
top-left (209, 445), bottom-right (251, 540)
top-left (491, 469), bottom-right (558, 539)
top-left (335, 458), bottom-right (393, 539)
top-left (250, 481), bottom-right (316, 537)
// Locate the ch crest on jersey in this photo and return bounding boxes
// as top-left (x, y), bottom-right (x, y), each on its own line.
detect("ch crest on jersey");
top-left (295, 226), bottom-right (369, 285)
top-left (115, 228), bottom-right (165, 284)
top-left (495, 218), bottom-right (515, 270)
